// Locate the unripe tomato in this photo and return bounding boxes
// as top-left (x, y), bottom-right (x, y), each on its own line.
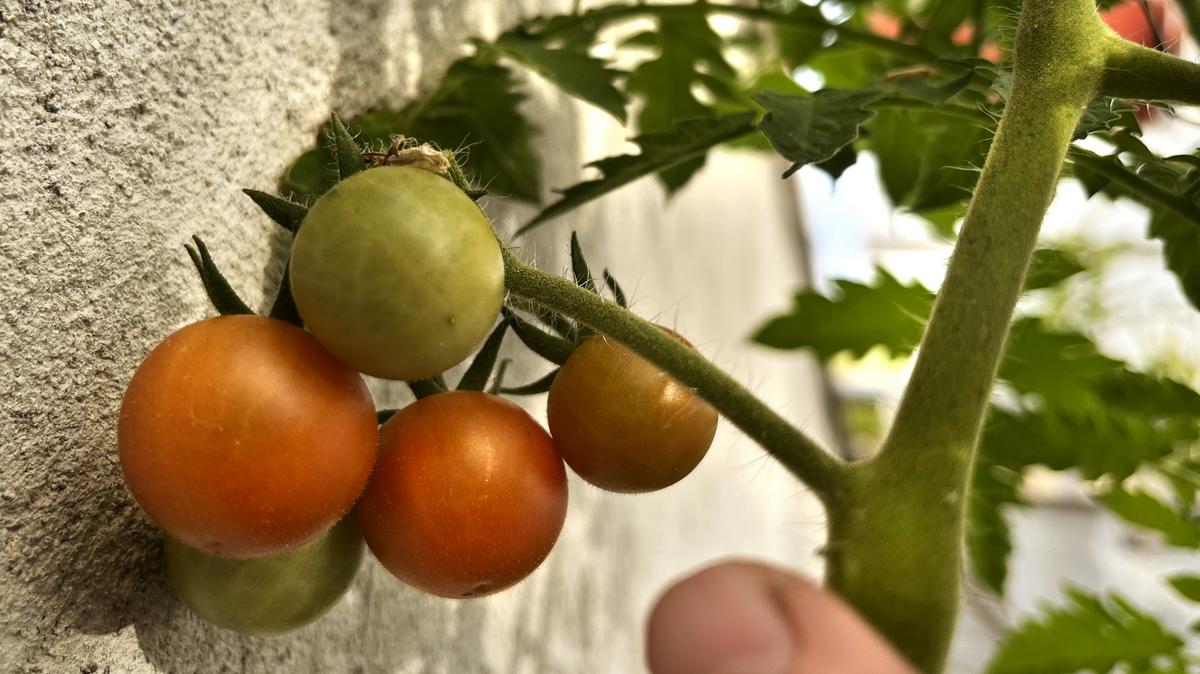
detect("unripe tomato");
top-left (119, 315), bottom-right (378, 558)
top-left (289, 166), bottom-right (505, 381)
top-left (356, 391), bottom-right (567, 598)
top-left (165, 516), bottom-right (363, 635)
top-left (547, 332), bottom-right (718, 493)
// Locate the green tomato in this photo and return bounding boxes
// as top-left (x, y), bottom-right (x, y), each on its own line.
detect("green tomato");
top-left (164, 516), bottom-right (363, 635)
top-left (289, 166), bottom-right (505, 380)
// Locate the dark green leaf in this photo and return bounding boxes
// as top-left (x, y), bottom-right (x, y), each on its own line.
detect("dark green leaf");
top-left (376, 408), bottom-right (398, 425)
top-left (490, 34), bottom-right (626, 121)
top-left (623, 12), bottom-right (739, 192)
top-left (909, 117), bottom-right (989, 211)
top-left (1023, 248), bottom-right (1085, 290)
top-left (183, 235), bottom-right (254, 317)
top-left (750, 268), bottom-right (933, 359)
top-left (569, 232), bottom-right (599, 293)
top-left (603, 268), bottom-right (628, 308)
top-left (753, 89), bottom-right (881, 178)
top-left (1074, 97), bottom-right (1139, 140)
top-left (327, 114), bottom-right (364, 180)
top-left (268, 260), bottom-right (302, 327)
top-left (499, 368), bottom-right (559, 396)
top-left (771, 3), bottom-right (827, 70)
top-left (506, 297), bottom-right (576, 340)
top-left (987, 589), bottom-right (1184, 674)
top-left (282, 144), bottom-right (338, 201)
top-left (504, 307), bottom-right (577, 365)
top-left (892, 69), bottom-right (976, 106)
top-left (1150, 210), bottom-right (1200, 312)
top-left (966, 455), bottom-right (1022, 595)
top-left (521, 113), bottom-right (757, 233)
top-left (242, 189), bottom-right (308, 233)
top-left (456, 320), bottom-right (509, 391)
top-left (407, 377), bottom-right (447, 400)
top-left (814, 143), bottom-right (859, 180)
top-left (867, 108), bottom-right (926, 205)
top-left (999, 319), bottom-right (1125, 410)
top-left (487, 358), bottom-right (513, 395)
top-left (1099, 487), bottom-right (1200, 548)
top-left (1168, 574), bottom-right (1200, 602)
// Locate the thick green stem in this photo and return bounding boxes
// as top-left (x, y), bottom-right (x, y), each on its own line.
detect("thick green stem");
top-left (501, 248), bottom-right (845, 499)
top-left (823, 1), bottom-right (1110, 671)
top-left (1099, 33), bottom-right (1200, 105)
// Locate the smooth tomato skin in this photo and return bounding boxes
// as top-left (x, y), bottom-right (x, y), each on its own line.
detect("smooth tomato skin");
top-left (356, 391), bottom-right (567, 598)
top-left (165, 516), bottom-right (364, 635)
top-left (289, 166), bottom-right (505, 381)
top-left (119, 315), bottom-right (378, 558)
top-left (547, 333), bottom-right (718, 493)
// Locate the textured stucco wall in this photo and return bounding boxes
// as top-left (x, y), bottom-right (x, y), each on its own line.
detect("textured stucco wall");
top-left (0, 1), bottom-right (833, 672)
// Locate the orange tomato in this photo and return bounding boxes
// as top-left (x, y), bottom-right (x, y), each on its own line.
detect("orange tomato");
top-left (119, 315), bottom-right (378, 558)
top-left (356, 391), bottom-right (567, 598)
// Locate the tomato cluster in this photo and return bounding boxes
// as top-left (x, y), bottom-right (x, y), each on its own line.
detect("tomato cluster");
top-left (118, 162), bottom-right (718, 634)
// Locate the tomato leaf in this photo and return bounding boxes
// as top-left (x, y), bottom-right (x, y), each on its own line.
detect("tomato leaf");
top-left (569, 232), bottom-right (599, 294)
top-left (1168, 574), bottom-right (1200, 603)
top-left (752, 89), bottom-right (881, 178)
top-left (623, 11), bottom-right (740, 192)
top-left (407, 377), bottom-right (447, 400)
top-left (503, 307), bottom-right (577, 365)
top-left (456, 321), bottom-right (510, 392)
top-left (242, 189), bottom-right (308, 233)
top-left (488, 34), bottom-right (627, 121)
top-left (520, 112), bottom-right (758, 234)
top-left (327, 113), bottom-right (365, 181)
top-left (1098, 487), bottom-right (1200, 548)
top-left (1150, 210), bottom-right (1200, 312)
top-left (1023, 247), bottom-right (1085, 290)
top-left (986, 589), bottom-right (1185, 674)
top-left (183, 235), bottom-right (254, 317)
top-left (751, 268), bottom-right (933, 359)
top-left (487, 358), bottom-right (513, 395)
top-left (499, 368), bottom-right (559, 396)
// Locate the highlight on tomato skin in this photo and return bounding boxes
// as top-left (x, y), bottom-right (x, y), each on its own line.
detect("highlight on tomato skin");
top-left (547, 330), bottom-right (719, 494)
top-left (164, 516), bottom-right (364, 636)
top-left (118, 314), bottom-right (379, 559)
top-left (355, 391), bottom-right (568, 599)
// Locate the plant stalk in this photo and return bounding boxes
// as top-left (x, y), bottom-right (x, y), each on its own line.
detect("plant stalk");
top-left (822, 1), bottom-right (1110, 671)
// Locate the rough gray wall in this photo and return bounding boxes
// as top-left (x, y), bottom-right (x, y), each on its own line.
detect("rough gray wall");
top-left (1, 1), bottom-right (833, 672)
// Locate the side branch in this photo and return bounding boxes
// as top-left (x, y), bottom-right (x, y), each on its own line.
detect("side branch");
top-left (1100, 35), bottom-right (1200, 105)
top-left (501, 248), bottom-right (845, 499)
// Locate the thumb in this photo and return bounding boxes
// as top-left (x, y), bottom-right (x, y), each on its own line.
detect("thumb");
top-left (645, 559), bottom-right (915, 674)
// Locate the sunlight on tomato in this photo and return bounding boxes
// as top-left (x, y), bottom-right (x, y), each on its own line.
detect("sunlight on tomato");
top-left (289, 166), bottom-right (505, 381)
top-left (547, 331), bottom-right (718, 493)
top-left (119, 315), bottom-right (378, 558)
top-left (165, 516), bottom-right (363, 635)
top-left (356, 391), bottom-right (567, 598)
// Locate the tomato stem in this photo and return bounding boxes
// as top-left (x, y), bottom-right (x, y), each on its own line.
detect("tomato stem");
top-left (823, 1), bottom-right (1110, 670)
top-left (1099, 33), bottom-right (1200, 105)
top-left (501, 247), bottom-right (846, 500)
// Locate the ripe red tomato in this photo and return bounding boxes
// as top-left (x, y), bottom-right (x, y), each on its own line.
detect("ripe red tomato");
top-left (119, 315), bottom-right (378, 558)
top-left (164, 516), bottom-right (363, 635)
top-left (355, 391), bottom-right (567, 598)
top-left (547, 331), bottom-right (718, 493)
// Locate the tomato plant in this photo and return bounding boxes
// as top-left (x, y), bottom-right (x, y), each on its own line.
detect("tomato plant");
top-left (164, 516), bottom-right (363, 635)
top-left (118, 314), bottom-right (378, 558)
top-left (289, 165), bottom-right (505, 381)
top-left (355, 391), bottom-right (567, 598)
top-left (547, 331), bottom-right (718, 493)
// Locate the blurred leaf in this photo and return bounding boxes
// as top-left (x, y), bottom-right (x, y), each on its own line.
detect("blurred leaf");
top-left (1150, 210), bottom-right (1200, 312)
top-left (987, 589), bottom-right (1184, 674)
top-left (868, 108), bottom-right (927, 205)
top-left (1168, 574), bottom-right (1200, 603)
top-left (521, 112), bottom-right (757, 233)
top-left (268, 260), bottom-right (302, 327)
top-left (966, 454), bottom-right (1022, 594)
top-left (183, 235), bottom-right (254, 317)
top-left (771, 2), bottom-right (827, 70)
top-left (751, 268), bottom-right (933, 358)
top-left (456, 320), bottom-right (509, 391)
top-left (1023, 248), bottom-right (1085, 290)
top-left (753, 89), bottom-right (881, 178)
top-left (909, 117), bottom-right (989, 211)
top-left (603, 268), bottom-right (628, 308)
top-left (1099, 487), bottom-right (1200, 548)
top-left (999, 319), bottom-right (1125, 410)
top-left (489, 33), bottom-right (627, 121)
